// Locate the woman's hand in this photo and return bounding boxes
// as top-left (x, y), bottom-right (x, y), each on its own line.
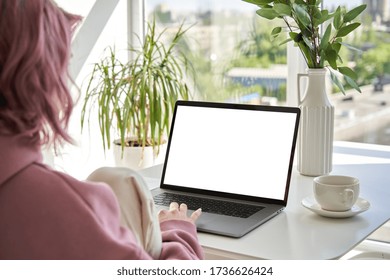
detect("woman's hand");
top-left (158, 202), bottom-right (202, 225)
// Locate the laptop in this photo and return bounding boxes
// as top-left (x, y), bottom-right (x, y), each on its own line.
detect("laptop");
top-left (152, 100), bottom-right (300, 238)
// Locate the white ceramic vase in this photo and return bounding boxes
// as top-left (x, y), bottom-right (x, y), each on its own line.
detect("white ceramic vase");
top-left (297, 68), bottom-right (334, 176)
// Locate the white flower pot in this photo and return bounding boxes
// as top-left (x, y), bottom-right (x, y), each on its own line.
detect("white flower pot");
top-left (113, 141), bottom-right (167, 170)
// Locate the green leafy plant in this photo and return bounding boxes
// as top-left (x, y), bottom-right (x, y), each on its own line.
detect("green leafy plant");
top-left (242, 0), bottom-right (366, 94)
top-left (81, 20), bottom-right (193, 155)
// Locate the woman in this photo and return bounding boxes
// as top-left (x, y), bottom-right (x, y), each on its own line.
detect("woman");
top-left (0, 0), bottom-right (203, 260)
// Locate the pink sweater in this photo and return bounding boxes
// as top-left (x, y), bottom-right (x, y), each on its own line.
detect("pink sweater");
top-left (0, 135), bottom-right (204, 260)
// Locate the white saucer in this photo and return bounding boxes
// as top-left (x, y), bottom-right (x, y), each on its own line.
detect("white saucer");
top-left (301, 196), bottom-right (370, 218)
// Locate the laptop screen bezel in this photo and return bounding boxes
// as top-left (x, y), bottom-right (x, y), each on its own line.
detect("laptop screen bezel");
top-left (159, 100), bottom-right (301, 206)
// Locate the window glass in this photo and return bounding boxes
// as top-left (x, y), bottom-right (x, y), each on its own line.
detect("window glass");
top-left (147, 0), bottom-right (287, 105)
top-left (323, 0), bottom-right (390, 145)
top-left (147, 0), bottom-right (390, 146)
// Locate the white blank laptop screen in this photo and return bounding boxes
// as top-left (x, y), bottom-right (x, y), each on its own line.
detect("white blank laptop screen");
top-left (163, 105), bottom-right (297, 200)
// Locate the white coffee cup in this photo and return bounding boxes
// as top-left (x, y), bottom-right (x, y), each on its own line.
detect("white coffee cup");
top-left (313, 175), bottom-right (360, 211)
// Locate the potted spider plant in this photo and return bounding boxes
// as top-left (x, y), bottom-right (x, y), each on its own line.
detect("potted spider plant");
top-left (81, 20), bottom-right (193, 169)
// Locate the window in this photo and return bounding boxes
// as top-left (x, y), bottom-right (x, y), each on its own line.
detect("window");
top-left (323, 0), bottom-right (390, 145)
top-left (147, 0), bottom-right (390, 147)
top-left (147, 0), bottom-right (288, 105)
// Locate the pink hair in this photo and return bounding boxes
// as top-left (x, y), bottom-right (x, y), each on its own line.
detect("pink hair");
top-left (0, 0), bottom-right (82, 146)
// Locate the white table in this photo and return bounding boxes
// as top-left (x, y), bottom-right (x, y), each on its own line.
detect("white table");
top-left (139, 141), bottom-right (390, 259)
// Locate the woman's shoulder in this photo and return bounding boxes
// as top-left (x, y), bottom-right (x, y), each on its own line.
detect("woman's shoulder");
top-left (2, 161), bottom-right (120, 227)
top-left (0, 162), bottom-right (149, 259)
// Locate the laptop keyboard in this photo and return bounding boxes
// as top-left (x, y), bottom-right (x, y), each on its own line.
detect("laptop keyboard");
top-left (153, 193), bottom-right (264, 218)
